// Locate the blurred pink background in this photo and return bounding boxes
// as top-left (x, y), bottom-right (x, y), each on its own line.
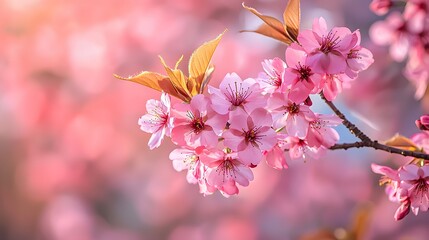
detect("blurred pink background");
top-left (1, 0), bottom-right (429, 239)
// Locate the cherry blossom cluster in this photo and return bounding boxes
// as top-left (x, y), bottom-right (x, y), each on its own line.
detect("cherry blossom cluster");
top-left (137, 17), bottom-right (374, 197)
top-left (372, 115), bottom-right (429, 220)
top-left (370, 0), bottom-right (429, 98)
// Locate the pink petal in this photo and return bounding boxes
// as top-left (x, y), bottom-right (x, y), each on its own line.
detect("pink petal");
top-left (219, 180), bottom-right (239, 196)
top-left (285, 44), bottom-right (308, 67)
top-left (313, 17), bottom-right (328, 36)
top-left (399, 164), bottom-right (420, 181)
top-left (208, 86), bottom-right (231, 115)
top-left (265, 146), bottom-right (288, 169)
top-left (297, 29), bottom-right (320, 53)
top-left (371, 163), bottom-right (399, 180)
top-left (289, 81), bottom-right (312, 103)
top-left (223, 129), bottom-right (245, 151)
top-left (171, 125), bottom-right (191, 146)
top-left (257, 128), bottom-right (277, 151)
top-left (148, 127), bottom-right (165, 149)
top-left (249, 108), bottom-right (272, 127)
top-left (286, 114), bottom-right (309, 139)
top-left (238, 145), bottom-right (263, 165)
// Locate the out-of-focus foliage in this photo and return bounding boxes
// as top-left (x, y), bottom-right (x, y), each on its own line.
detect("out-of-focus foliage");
top-left (0, 0), bottom-right (428, 239)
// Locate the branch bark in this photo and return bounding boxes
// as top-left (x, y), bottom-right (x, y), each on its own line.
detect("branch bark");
top-left (321, 94), bottom-right (429, 160)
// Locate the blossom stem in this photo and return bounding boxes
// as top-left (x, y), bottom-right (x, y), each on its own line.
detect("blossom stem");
top-left (321, 94), bottom-right (429, 160)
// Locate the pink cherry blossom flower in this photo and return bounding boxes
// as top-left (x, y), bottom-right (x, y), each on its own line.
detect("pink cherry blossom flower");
top-left (345, 31), bottom-right (374, 79)
top-left (398, 164), bottom-right (429, 214)
top-left (200, 148), bottom-right (254, 197)
top-left (257, 57), bottom-right (287, 93)
top-left (283, 44), bottom-right (322, 103)
top-left (138, 92), bottom-right (172, 150)
top-left (306, 114), bottom-right (341, 148)
top-left (370, 0), bottom-right (393, 16)
top-left (171, 94), bottom-right (227, 148)
top-left (320, 73), bottom-right (353, 101)
top-left (222, 108), bottom-right (277, 166)
top-left (208, 73), bottom-right (265, 115)
top-left (284, 136), bottom-right (324, 161)
top-left (371, 163), bottom-right (401, 202)
top-left (298, 17), bottom-right (356, 74)
top-left (169, 146), bottom-right (219, 196)
top-left (370, 163), bottom-right (428, 220)
top-left (267, 92), bottom-right (316, 138)
top-left (169, 146), bottom-right (205, 184)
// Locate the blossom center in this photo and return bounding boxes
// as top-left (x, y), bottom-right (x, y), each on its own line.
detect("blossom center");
top-left (415, 178), bottom-right (429, 194)
top-left (244, 127), bottom-right (262, 147)
top-left (225, 82), bottom-right (252, 106)
top-left (216, 158), bottom-right (237, 180)
top-left (270, 72), bottom-right (282, 87)
top-left (287, 103), bottom-right (300, 114)
top-left (298, 64), bottom-right (312, 81)
top-left (187, 111), bottom-right (205, 134)
top-left (320, 31), bottom-right (340, 54)
top-left (147, 107), bottom-right (168, 129)
top-left (347, 49), bottom-right (360, 59)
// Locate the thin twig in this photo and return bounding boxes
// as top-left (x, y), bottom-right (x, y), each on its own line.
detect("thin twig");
top-left (321, 94), bottom-right (429, 160)
top-left (330, 141), bottom-right (429, 160)
top-left (320, 93), bottom-right (371, 142)
top-left (330, 142), bottom-right (367, 150)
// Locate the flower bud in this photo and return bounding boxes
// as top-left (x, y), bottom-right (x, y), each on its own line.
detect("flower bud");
top-left (415, 115), bottom-right (429, 131)
top-left (370, 0), bottom-right (392, 16)
top-left (394, 198), bottom-right (411, 221)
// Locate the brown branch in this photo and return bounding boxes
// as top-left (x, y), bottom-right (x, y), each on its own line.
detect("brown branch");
top-left (330, 141), bottom-right (367, 150)
top-left (320, 93), bottom-right (371, 142)
top-left (330, 141), bottom-right (429, 160)
top-left (321, 94), bottom-right (429, 160)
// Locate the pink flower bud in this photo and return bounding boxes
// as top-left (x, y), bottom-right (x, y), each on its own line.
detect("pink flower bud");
top-left (394, 198), bottom-right (411, 221)
top-left (370, 0), bottom-right (393, 16)
top-left (415, 115), bottom-right (429, 131)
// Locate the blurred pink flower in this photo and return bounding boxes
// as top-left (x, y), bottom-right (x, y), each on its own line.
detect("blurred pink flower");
top-left (416, 115), bottom-right (429, 131)
top-left (411, 131), bottom-right (429, 153)
top-left (370, 12), bottom-right (410, 61)
top-left (370, 0), bottom-right (393, 15)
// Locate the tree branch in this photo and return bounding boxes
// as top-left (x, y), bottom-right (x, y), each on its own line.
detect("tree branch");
top-left (321, 94), bottom-right (429, 160)
top-left (320, 93), bottom-right (371, 142)
top-left (330, 141), bottom-right (429, 160)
